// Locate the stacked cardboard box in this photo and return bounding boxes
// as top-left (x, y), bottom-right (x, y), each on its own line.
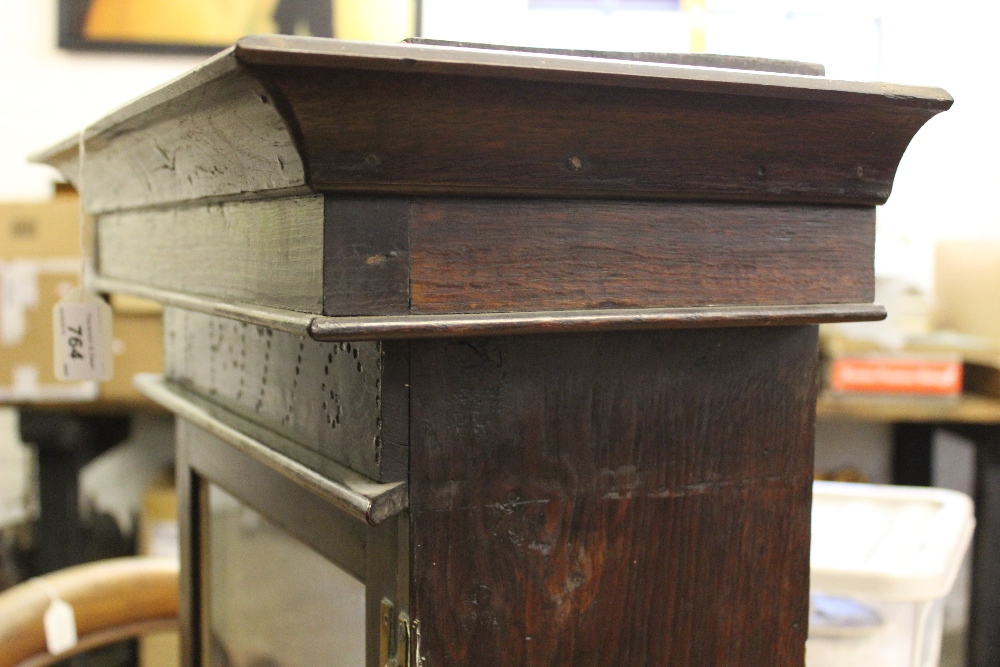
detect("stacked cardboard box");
top-left (932, 241), bottom-right (1000, 398)
top-left (936, 241), bottom-right (1000, 342)
top-left (0, 190), bottom-right (162, 407)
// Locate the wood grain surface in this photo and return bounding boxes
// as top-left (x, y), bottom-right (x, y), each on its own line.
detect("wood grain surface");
top-left (259, 65), bottom-right (938, 204)
top-left (817, 391), bottom-right (1000, 424)
top-left (99, 195), bottom-right (874, 318)
top-left (234, 35), bottom-right (947, 108)
top-left (99, 195), bottom-right (324, 313)
top-left (407, 199), bottom-right (874, 312)
top-left (324, 197), bottom-right (411, 316)
top-left (45, 64), bottom-right (307, 214)
top-left (306, 304), bottom-right (886, 340)
top-left (165, 308), bottom-right (407, 483)
top-left (36, 37), bottom-right (949, 212)
top-left (409, 326), bottom-right (818, 665)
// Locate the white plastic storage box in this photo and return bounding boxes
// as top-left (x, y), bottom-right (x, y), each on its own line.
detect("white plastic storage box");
top-left (808, 481), bottom-right (975, 667)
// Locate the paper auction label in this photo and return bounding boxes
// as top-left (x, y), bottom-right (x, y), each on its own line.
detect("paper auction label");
top-left (53, 286), bottom-right (113, 382)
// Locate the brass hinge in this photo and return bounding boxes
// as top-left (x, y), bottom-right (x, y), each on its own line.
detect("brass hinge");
top-left (380, 598), bottom-right (413, 667)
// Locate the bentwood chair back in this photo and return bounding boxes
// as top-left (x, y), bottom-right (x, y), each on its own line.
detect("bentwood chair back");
top-left (0, 557), bottom-right (178, 667)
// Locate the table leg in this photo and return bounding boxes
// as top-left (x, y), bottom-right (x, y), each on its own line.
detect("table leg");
top-left (18, 410), bottom-right (131, 574)
top-left (969, 426), bottom-right (1000, 667)
top-left (892, 423), bottom-right (934, 487)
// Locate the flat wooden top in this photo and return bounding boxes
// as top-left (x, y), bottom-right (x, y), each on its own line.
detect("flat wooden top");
top-left (90, 35), bottom-right (954, 140)
top-left (817, 391), bottom-right (1000, 424)
top-left (232, 35), bottom-right (949, 107)
top-left (39, 34), bottom-right (951, 169)
top-left (403, 38), bottom-right (827, 76)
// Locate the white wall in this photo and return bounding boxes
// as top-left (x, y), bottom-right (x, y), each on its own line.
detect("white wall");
top-left (0, 1), bottom-right (202, 201)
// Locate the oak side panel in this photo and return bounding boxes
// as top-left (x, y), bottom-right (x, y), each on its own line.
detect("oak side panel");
top-left (98, 195), bottom-right (324, 313)
top-left (53, 65), bottom-right (307, 215)
top-left (261, 66), bottom-right (933, 205)
top-left (409, 327), bottom-right (817, 666)
top-left (408, 200), bottom-right (874, 313)
top-left (164, 308), bottom-right (407, 483)
top-left (323, 197), bottom-right (411, 316)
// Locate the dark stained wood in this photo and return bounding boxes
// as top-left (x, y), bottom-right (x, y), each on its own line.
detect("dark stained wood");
top-left (137, 375), bottom-right (407, 525)
top-left (379, 340), bottom-right (410, 483)
top-left (408, 200), bottom-right (874, 312)
top-left (306, 303), bottom-right (886, 340)
top-left (36, 36), bottom-right (949, 213)
top-left (260, 65), bottom-right (938, 205)
top-left (92, 276), bottom-right (316, 336)
top-left (235, 35), bottom-right (947, 109)
top-left (32, 34), bottom-right (946, 667)
top-left (323, 197), bottom-right (411, 316)
top-left (404, 38), bottom-right (826, 76)
top-left (365, 516), bottom-right (407, 667)
top-left (182, 415), bottom-right (411, 667)
top-left (98, 195), bottom-right (324, 313)
top-left (408, 326), bottom-right (817, 665)
top-left (40, 59), bottom-right (308, 214)
top-left (94, 277), bottom-right (885, 343)
top-left (182, 419), bottom-right (368, 579)
top-left (164, 308), bottom-right (408, 483)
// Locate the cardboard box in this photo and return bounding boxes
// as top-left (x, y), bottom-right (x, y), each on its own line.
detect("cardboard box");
top-left (102, 297), bottom-right (164, 407)
top-left (935, 240), bottom-right (1000, 342)
top-left (0, 196), bottom-right (162, 407)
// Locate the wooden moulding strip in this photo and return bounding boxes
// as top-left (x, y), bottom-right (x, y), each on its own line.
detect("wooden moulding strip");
top-left (35, 37), bottom-right (951, 215)
top-left (94, 276), bottom-right (885, 341)
top-left (306, 304), bottom-right (887, 339)
top-left (132, 373), bottom-right (407, 525)
top-left (91, 277), bottom-right (314, 336)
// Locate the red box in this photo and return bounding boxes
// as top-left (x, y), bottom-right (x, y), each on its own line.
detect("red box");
top-left (829, 357), bottom-right (963, 396)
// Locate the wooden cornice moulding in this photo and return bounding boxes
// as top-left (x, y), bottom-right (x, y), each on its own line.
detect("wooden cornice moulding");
top-left (36, 35), bottom-right (951, 214)
top-left (92, 276), bottom-right (885, 340)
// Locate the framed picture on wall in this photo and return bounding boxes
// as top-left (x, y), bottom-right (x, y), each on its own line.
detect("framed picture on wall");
top-left (58, 0), bottom-right (421, 54)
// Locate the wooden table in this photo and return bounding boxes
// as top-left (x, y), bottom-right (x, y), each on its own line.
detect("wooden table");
top-left (818, 392), bottom-right (1000, 425)
top-left (38, 36), bottom-right (948, 667)
top-left (818, 391), bottom-right (1000, 667)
